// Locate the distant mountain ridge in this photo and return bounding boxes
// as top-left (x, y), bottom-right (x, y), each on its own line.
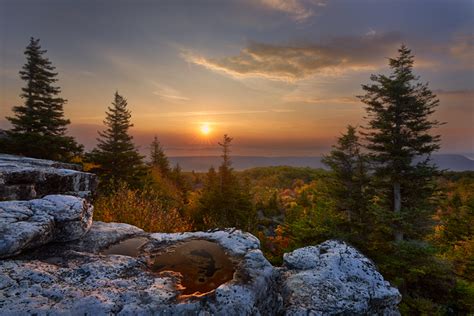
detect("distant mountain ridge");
top-left (169, 154), bottom-right (474, 172)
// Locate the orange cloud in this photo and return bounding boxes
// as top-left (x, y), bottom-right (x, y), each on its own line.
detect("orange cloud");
top-left (256, 0), bottom-right (326, 22)
top-left (182, 33), bottom-right (401, 81)
top-left (450, 34), bottom-right (474, 66)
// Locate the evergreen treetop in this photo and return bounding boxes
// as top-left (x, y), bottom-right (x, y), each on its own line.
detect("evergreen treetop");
top-left (87, 91), bottom-right (145, 192)
top-left (195, 135), bottom-right (254, 230)
top-left (359, 45), bottom-right (442, 241)
top-left (149, 136), bottom-right (171, 175)
top-left (4, 37), bottom-right (82, 161)
top-left (322, 125), bottom-right (370, 221)
top-left (360, 45), bottom-right (441, 174)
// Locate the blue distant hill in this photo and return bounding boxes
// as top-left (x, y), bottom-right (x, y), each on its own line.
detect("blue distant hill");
top-left (169, 154), bottom-right (474, 172)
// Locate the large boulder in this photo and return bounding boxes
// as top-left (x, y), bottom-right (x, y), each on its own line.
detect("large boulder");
top-left (0, 195), bottom-right (93, 258)
top-left (0, 154), bottom-right (97, 200)
top-left (281, 240), bottom-right (402, 315)
top-left (0, 226), bottom-right (282, 316)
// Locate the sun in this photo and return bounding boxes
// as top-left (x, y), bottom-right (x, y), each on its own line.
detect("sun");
top-left (199, 123), bottom-right (211, 135)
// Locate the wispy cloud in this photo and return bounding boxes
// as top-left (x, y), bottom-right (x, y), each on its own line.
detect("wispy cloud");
top-left (152, 82), bottom-right (190, 101)
top-left (78, 70), bottom-right (96, 77)
top-left (450, 34), bottom-right (474, 67)
top-left (271, 108), bottom-right (296, 113)
top-left (435, 89), bottom-right (474, 96)
top-left (284, 95), bottom-right (359, 104)
top-left (182, 32), bottom-right (401, 82)
top-left (256, 0), bottom-right (326, 22)
top-left (157, 110), bottom-right (267, 117)
top-left (152, 109), bottom-right (295, 118)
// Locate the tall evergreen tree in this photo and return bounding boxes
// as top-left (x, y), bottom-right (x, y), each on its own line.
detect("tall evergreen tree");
top-left (196, 135), bottom-right (254, 229)
top-left (87, 92), bottom-right (145, 192)
top-left (359, 45), bottom-right (442, 241)
top-left (149, 136), bottom-right (171, 176)
top-left (218, 134), bottom-right (234, 195)
top-left (322, 125), bottom-right (370, 242)
top-left (3, 37), bottom-right (82, 161)
top-left (170, 163), bottom-right (190, 200)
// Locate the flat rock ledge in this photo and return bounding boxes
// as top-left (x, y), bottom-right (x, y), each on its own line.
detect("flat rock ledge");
top-left (0, 222), bottom-right (401, 316)
top-left (0, 224), bottom-right (281, 316)
top-left (0, 154), bottom-right (97, 200)
top-left (281, 240), bottom-right (402, 315)
top-left (0, 195), bottom-right (93, 258)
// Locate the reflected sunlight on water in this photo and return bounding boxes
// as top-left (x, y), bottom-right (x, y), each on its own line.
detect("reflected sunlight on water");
top-left (151, 240), bottom-right (235, 297)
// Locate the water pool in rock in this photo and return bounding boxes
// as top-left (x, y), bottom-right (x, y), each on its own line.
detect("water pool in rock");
top-left (102, 237), bottom-right (148, 257)
top-left (150, 239), bottom-right (235, 297)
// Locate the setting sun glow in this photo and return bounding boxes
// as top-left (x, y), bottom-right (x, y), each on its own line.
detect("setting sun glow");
top-left (200, 123), bottom-right (211, 136)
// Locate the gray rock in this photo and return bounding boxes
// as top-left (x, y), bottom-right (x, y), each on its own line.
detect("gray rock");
top-left (0, 226), bottom-right (282, 316)
top-left (0, 195), bottom-right (93, 258)
top-left (69, 221), bottom-right (145, 253)
top-left (281, 240), bottom-right (401, 315)
top-left (0, 220), bottom-right (401, 315)
top-left (0, 154), bottom-right (97, 201)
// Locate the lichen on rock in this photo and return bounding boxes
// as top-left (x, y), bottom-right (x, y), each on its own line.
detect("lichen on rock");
top-left (0, 195), bottom-right (93, 258)
top-left (0, 154), bottom-right (97, 200)
top-left (281, 240), bottom-right (402, 315)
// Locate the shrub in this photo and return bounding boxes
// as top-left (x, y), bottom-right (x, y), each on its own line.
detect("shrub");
top-left (93, 182), bottom-right (192, 233)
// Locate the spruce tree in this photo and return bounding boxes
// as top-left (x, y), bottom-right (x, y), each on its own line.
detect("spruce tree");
top-left (170, 163), bottom-right (190, 200)
top-left (359, 45), bottom-right (441, 241)
top-left (197, 135), bottom-right (254, 229)
top-left (87, 92), bottom-right (145, 192)
top-left (4, 37), bottom-right (82, 161)
top-left (322, 125), bottom-right (370, 242)
top-left (149, 136), bottom-right (171, 176)
top-left (218, 134), bottom-right (234, 195)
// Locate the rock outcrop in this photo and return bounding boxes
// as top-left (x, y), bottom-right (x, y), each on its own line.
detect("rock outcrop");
top-left (0, 155), bottom-right (401, 315)
top-left (281, 240), bottom-right (402, 315)
top-left (0, 154), bottom-right (97, 200)
top-left (0, 226), bottom-right (281, 315)
top-left (0, 195), bottom-right (93, 258)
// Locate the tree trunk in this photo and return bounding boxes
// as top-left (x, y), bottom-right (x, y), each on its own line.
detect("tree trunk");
top-left (393, 182), bottom-right (403, 242)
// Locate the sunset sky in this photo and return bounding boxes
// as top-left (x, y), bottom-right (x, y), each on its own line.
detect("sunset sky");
top-left (1, 0), bottom-right (473, 156)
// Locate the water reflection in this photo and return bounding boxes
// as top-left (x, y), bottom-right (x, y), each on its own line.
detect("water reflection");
top-left (151, 240), bottom-right (235, 297)
top-left (102, 237), bottom-right (148, 257)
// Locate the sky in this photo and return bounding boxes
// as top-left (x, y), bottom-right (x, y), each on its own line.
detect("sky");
top-left (1, 0), bottom-right (473, 156)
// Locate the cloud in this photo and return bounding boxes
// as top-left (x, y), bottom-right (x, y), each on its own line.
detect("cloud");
top-left (271, 108), bottom-right (296, 113)
top-left (435, 89), bottom-right (474, 97)
top-left (283, 95), bottom-right (359, 104)
top-left (182, 32), bottom-right (401, 81)
top-left (78, 70), bottom-right (96, 77)
top-left (149, 109), bottom-right (295, 118)
top-left (256, 0), bottom-right (326, 22)
top-left (450, 34), bottom-right (474, 66)
top-left (156, 110), bottom-right (267, 117)
top-left (152, 82), bottom-right (190, 101)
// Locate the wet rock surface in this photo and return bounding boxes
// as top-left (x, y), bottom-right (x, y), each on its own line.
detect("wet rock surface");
top-left (0, 154), bottom-right (97, 200)
top-left (69, 221), bottom-right (145, 254)
top-left (281, 240), bottom-right (402, 315)
top-left (0, 226), bottom-right (281, 315)
top-left (0, 195), bottom-right (93, 258)
top-left (0, 220), bottom-right (401, 315)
